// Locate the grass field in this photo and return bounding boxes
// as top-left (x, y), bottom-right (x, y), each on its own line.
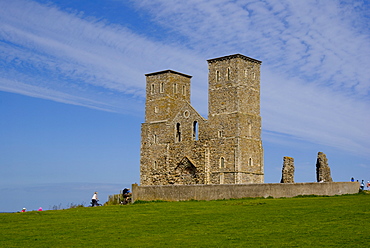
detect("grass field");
top-left (1, 193), bottom-right (369, 247)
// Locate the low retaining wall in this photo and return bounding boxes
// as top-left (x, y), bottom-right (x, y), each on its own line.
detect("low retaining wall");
top-left (132, 182), bottom-right (359, 202)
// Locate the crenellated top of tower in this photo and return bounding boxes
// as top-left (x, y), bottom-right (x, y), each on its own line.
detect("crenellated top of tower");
top-left (207, 54), bottom-right (262, 64)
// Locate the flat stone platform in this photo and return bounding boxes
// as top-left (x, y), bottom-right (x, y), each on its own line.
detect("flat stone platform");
top-left (132, 182), bottom-right (359, 202)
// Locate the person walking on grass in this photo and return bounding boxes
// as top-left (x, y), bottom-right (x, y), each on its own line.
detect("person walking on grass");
top-left (91, 192), bottom-right (99, 206)
top-left (360, 180), bottom-right (365, 190)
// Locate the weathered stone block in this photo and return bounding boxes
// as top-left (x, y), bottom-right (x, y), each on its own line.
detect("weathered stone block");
top-left (280, 156), bottom-right (295, 183)
top-left (316, 152), bottom-right (333, 182)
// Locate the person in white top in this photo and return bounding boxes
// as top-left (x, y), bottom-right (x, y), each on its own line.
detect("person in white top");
top-left (91, 192), bottom-right (99, 206)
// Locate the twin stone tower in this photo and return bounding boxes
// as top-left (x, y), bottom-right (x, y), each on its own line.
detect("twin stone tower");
top-left (140, 54), bottom-right (264, 185)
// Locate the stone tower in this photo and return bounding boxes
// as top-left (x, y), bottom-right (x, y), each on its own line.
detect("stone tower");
top-left (144, 70), bottom-right (191, 123)
top-left (140, 54), bottom-right (264, 185)
top-left (140, 70), bottom-right (207, 185)
top-left (207, 54), bottom-right (264, 184)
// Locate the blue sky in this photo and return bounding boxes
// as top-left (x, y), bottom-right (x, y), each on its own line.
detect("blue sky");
top-left (0, 0), bottom-right (369, 212)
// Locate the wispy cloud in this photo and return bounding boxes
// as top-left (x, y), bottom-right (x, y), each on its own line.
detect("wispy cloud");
top-left (131, 0), bottom-right (370, 94)
top-left (128, 0), bottom-right (370, 156)
top-left (1, 0), bottom-right (369, 158)
top-left (0, 77), bottom-right (121, 112)
top-left (0, 0), bottom-right (204, 113)
top-left (261, 70), bottom-right (369, 156)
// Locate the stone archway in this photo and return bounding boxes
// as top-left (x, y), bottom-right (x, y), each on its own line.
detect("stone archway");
top-left (175, 157), bottom-right (198, 184)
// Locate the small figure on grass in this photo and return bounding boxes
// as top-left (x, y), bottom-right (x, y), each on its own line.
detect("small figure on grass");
top-left (121, 188), bottom-right (132, 205)
top-left (91, 192), bottom-right (100, 206)
top-left (360, 180), bottom-right (365, 190)
top-left (21, 208), bottom-right (26, 212)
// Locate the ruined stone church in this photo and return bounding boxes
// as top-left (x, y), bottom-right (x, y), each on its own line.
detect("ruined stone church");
top-left (140, 54), bottom-right (264, 185)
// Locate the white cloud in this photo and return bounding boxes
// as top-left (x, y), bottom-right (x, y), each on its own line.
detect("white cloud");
top-left (0, 0), bottom-right (369, 159)
top-left (0, 0), bottom-right (205, 112)
top-left (128, 0), bottom-right (370, 158)
top-left (130, 0), bottom-right (370, 94)
top-left (261, 69), bottom-right (370, 156)
top-left (0, 77), bottom-right (123, 112)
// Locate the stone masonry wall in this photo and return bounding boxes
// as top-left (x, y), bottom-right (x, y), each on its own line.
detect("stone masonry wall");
top-left (140, 54), bottom-right (264, 186)
top-left (132, 182), bottom-right (359, 202)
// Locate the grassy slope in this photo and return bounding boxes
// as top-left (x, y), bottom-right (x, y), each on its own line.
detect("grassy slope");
top-left (1, 194), bottom-right (369, 247)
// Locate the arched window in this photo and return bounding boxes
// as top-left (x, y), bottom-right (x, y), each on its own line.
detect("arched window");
top-left (153, 134), bottom-right (157, 144)
top-left (176, 123), bottom-right (181, 142)
top-left (216, 70), bottom-right (220, 82)
top-left (154, 160), bottom-right (157, 169)
top-left (173, 83), bottom-right (177, 94)
top-left (193, 121), bottom-right (199, 141)
top-left (218, 130), bottom-right (223, 138)
top-left (227, 68), bottom-right (231, 80)
top-left (248, 123), bottom-right (252, 137)
top-left (249, 157), bottom-right (253, 166)
top-left (160, 82), bottom-right (164, 93)
top-left (151, 84), bottom-right (155, 94)
top-left (220, 157), bottom-right (225, 168)
top-left (182, 85), bottom-right (186, 95)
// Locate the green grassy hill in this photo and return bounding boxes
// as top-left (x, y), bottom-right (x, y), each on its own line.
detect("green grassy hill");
top-left (1, 193), bottom-right (369, 247)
